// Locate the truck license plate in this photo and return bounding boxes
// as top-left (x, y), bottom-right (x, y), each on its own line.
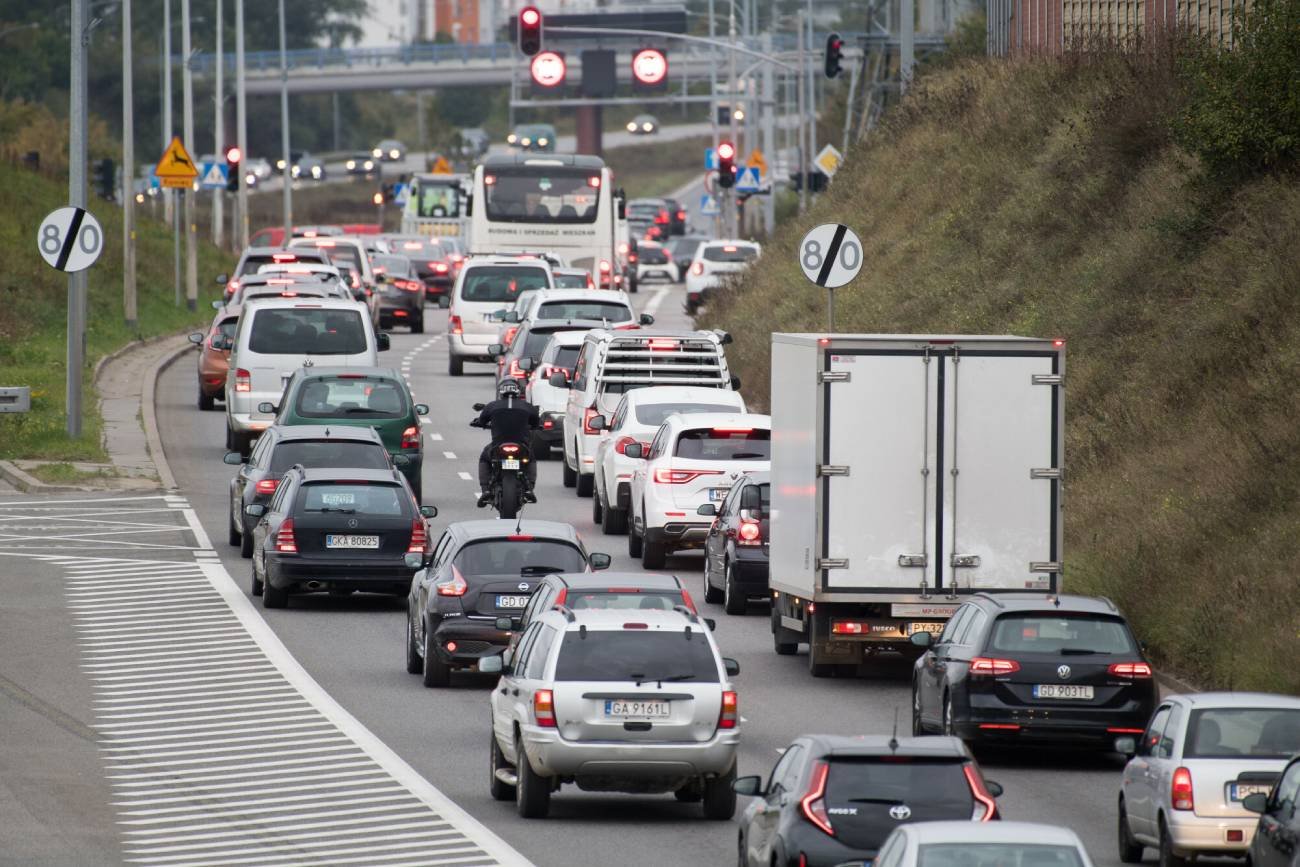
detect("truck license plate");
top-left (909, 622), bottom-right (946, 636)
top-left (1033, 684), bottom-right (1094, 700)
top-left (604, 699), bottom-right (670, 719)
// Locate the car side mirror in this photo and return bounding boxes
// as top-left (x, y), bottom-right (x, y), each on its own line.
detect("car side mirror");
top-left (624, 442), bottom-right (645, 459)
top-left (588, 414), bottom-right (607, 431)
top-left (517, 357), bottom-right (535, 372)
top-left (639, 313), bottom-right (655, 326)
top-left (244, 504), bottom-right (266, 517)
top-left (257, 402), bottom-right (277, 414)
top-left (548, 373), bottom-right (569, 389)
top-left (478, 655), bottom-right (504, 674)
top-left (1242, 792), bottom-right (1268, 814)
top-left (215, 273), bottom-right (228, 285)
top-left (472, 402), bottom-right (486, 412)
top-left (377, 332), bottom-right (391, 351)
top-left (589, 552), bottom-right (611, 571)
top-left (723, 657), bottom-right (740, 676)
top-left (419, 505), bottom-right (438, 519)
top-left (506, 312), bottom-right (522, 324)
top-left (211, 300), bottom-right (224, 310)
top-left (704, 617), bottom-right (716, 631)
top-left (696, 503), bottom-right (717, 516)
top-left (984, 780), bottom-right (1004, 798)
top-left (732, 775), bottom-right (763, 797)
top-left (223, 451), bottom-right (245, 465)
top-left (415, 403), bottom-right (429, 415)
top-left (189, 332), bottom-right (205, 345)
top-left (730, 375), bottom-right (743, 390)
top-left (1114, 736), bottom-right (1138, 757)
top-left (404, 552), bottom-right (424, 569)
top-left (490, 309), bottom-right (507, 322)
top-left (487, 344), bottom-right (505, 358)
top-left (909, 631), bottom-right (933, 648)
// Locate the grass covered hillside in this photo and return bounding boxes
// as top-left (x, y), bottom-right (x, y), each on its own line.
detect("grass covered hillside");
top-left (700, 44), bottom-right (1300, 691)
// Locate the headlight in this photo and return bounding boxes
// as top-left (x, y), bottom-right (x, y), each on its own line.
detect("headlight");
top-left (310, 166), bottom-right (322, 178)
top-left (389, 149), bottom-right (400, 159)
top-left (643, 123), bottom-right (653, 132)
top-left (507, 134), bottom-right (517, 144)
top-left (277, 159), bottom-right (287, 170)
top-left (346, 160), bottom-right (356, 170)
top-left (538, 138), bottom-right (548, 146)
top-left (364, 160), bottom-right (374, 170)
top-left (245, 172), bottom-right (256, 184)
top-left (134, 192), bottom-right (145, 203)
top-left (626, 122), bottom-right (637, 132)
top-left (291, 166), bottom-right (300, 178)
top-left (520, 137), bottom-right (531, 147)
top-left (372, 148), bottom-right (382, 158)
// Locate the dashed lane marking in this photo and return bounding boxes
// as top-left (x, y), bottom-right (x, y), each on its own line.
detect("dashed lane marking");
top-left (643, 286), bottom-right (670, 316)
top-left (456, 472), bottom-right (473, 481)
top-left (429, 433), bottom-right (444, 442)
top-left (442, 452), bottom-right (457, 460)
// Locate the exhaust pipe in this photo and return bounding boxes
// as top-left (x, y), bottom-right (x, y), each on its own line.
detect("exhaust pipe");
top-left (304, 580), bottom-right (324, 591)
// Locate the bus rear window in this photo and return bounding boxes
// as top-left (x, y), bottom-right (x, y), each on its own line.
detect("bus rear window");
top-left (485, 169), bottom-right (601, 224)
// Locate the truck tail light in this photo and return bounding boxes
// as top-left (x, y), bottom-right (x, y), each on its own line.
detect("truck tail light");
top-left (449, 315), bottom-right (463, 335)
top-left (737, 519), bottom-right (762, 546)
top-left (534, 689), bottom-right (556, 728)
top-left (234, 369), bottom-right (251, 392)
top-left (718, 691), bottom-right (738, 730)
top-left (407, 519), bottom-right (428, 554)
top-left (254, 479), bottom-right (279, 495)
top-left (1108, 662), bottom-right (1153, 679)
top-left (401, 426), bottom-right (420, 449)
top-left (831, 621), bottom-right (865, 634)
top-left (968, 657), bottom-right (1021, 677)
top-left (800, 761), bottom-right (834, 836)
top-left (653, 468), bottom-right (721, 485)
top-left (1172, 767), bottom-right (1194, 811)
top-left (964, 765), bottom-right (999, 821)
top-left (274, 518), bottom-right (297, 553)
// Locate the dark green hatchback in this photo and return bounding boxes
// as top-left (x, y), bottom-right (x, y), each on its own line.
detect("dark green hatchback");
top-left (263, 367), bottom-right (427, 499)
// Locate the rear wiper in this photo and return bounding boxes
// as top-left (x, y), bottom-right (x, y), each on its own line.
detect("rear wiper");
top-left (1060, 648), bottom-right (1106, 655)
top-left (341, 407), bottom-right (381, 414)
top-left (520, 565), bottom-right (565, 575)
top-left (847, 797), bottom-right (904, 805)
top-left (634, 672), bottom-right (696, 687)
top-left (730, 453), bottom-right (766, 459)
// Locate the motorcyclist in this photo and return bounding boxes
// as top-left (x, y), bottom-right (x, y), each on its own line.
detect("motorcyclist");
top-left (472, 378), bottom-right (540, 507)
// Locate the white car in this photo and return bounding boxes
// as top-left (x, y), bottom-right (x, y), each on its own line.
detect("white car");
top-left (446, 257), bottom-right (554, 376)
top-left (635, 240), bottom-right (675, 284)
top-left (287, 236), bottom-right (377, 300)
top-left (684, 240), bottom-right (761, 314)
top-left (515, 288), bottom-right (643, 330)
top-left (590, 386), bottom-right (746, 535)
top-left (552, 267), bottom-right (593, 290)
top-left (627, 412), bottom-right (770, 569)
top-left (874, 821), bottom-right (1096, 867)
top-left (1117, 692), bottom-right (1300, 864)
top-left (525, 330), bottom-right (586, 460)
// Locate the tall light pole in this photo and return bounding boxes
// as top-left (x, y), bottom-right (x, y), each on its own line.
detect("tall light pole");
top-left (122, 0), bottom-right (137, 330)
top-left (162, 0), bottom-right (172, 227)
top-left (278, 0), bottom-right (292, 245)
top-left (182, 0), bottom-right (197, 311)
top-left (67, 0), bottom-right (89, 437)
top-left (796, 11), bottom-right (807, 214)
top-left (212, 0), bottom-right (224, 248)
top-left (235, 0), bottom-right (248, 248)
top-left (727, 0), bottom-right (739, 237)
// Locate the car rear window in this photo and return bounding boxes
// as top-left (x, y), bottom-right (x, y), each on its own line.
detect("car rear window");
top-left (565, 591), bottom-right (686, 611)
top-left (674, 428), bottom-right (770, 460)
top-left (554, 274), bottom-right (589, 289)
top-left (918, 845), bottom-right (1084, 867)
top-left (310, 244), bottom-right (363, 274)
top-left (298, 482), bottom-right (405, 516)
top-left (372, 254), bottom-right (413, 277)
top-left (552, 347), bottom-right (580, 369)
top-left (460, 266), bottom-right (550, 302)
top-left (636, 403), bottom-right (738, 426)
top-left (293, 376), bottom-right (407, 419)
top-left (826, 757), bottom-right (972, 813)
top-left (987, 614), bottom-right (1136, 655)
top-left (452, 539), bottom-right (586, 577)
top-left (536, 301), bottom-right (631, 323)
top-left (237, 252), bottom-right (324, 276)
top-left (248, 308), bottom-right (368, 356)
top-left (553, 630), bottom-right (719, 683)
top-left (269, 441), bottom-right (390, 474)
top-left (521, 331), bottom-right (560, 358)
top-left (702, 245), bottom-right (758, 263)
top-left (640, 247), bottom-right (669, 264)
top-left (1185, 708), bottom-right (1300, 759)
top-left (670, 239), bottom-right (702, 258)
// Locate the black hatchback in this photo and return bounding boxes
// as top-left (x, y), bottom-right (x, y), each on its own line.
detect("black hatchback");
top-left (734, 735), bottom-right (1003, 867)
top-left (698, 471), bottom-right (769, 616)
top-left (910, 593), bottom-right (1157, 747)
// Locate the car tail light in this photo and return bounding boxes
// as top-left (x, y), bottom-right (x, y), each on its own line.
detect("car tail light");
top-left (691, 261), bottom-right (704, 276)
top-left (449, 315), bottom-right (463, 335)
top-left (508, 359), bottom-right (526, 379)
top-left (718, 691), bottom-right (738, 730)
top-left (1108, 662), bottom-right (1153, 679)
top-left (235, 369), bottom-right (251, 392)
top-left (399, 279), bottom-right (422, 293)
top-left (225, 278), bottom-right (240, 297)
top-left (680, 589), bottom-right (697, 613)
top-left (554, 588), bottom-right (567, 606)
top-left (541, 418), bottom-right (554, 430)
top-left (969, 657), bottom-right (1021, 676)
top-left (676, 209), bottom-right (686, 221)
top-left (653, 468), bottom-right (722, 485)
top-left (737, 519), bottom-right (762, 546)
top-left (274, 518), bottom-right (297, 553)
top-left (964, 765), bottom-right (999, 821)
top-left (401, 426), bottom-right (420, 449)
top-left (504, 327), bottom-right (519, 346)
top-left (1172, 767), bottom-right (1194, 811)
top-left (435, 568), bottom-right (468, 596)
top-left (800, 761), bottom-right (834, 837)
top-left (598, 259), bottom-right (612, 273)
top-left (254, 479), bottom-right (279, 495)
top-left (648, 338), bottom-right (679, 350)
top-left (500, 443), bottom-right (521, 454)
top-left (534, 689), bottom-right (556, 728)
top-left (408, 519), bottom-right (428, 553)
top-left (655, 212), bottom-right (669, 224)
top-left (434, 263), bottom-right (449, 273)
top-left (507, 534), bottom-right (534, 541)
top-left (582, 406), bottom-right (600, 435)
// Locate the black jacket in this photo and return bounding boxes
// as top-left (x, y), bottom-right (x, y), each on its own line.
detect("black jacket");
top-left (475, 397), bottom-right (540, 444)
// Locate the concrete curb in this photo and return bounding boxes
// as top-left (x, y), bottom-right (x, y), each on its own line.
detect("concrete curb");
top-left (0, 461), bottom-right (93, 494)
top-left (1156, 670), bottom-right (1201, 697)
top-left (142, 341), bottom-right (196, 492)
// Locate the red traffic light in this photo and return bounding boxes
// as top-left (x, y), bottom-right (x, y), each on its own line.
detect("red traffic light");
top-left (717, 141), bottom-right (737, 189)
top-left (518, 6), bottom-right (542, 56)
top-left (521, 7), bottom-right (540, 25)
top-left (631, 48), bottom-right (668, 86)
top-left (717, 142), bottom-right (736, 160)
top-left (224, 146), bottom-right (241, 164)
top-left (530, 50), bottom-right (567, 88)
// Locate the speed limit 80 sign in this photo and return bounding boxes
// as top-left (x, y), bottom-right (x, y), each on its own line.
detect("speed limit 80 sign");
top-left (38, 206), bottom-right (104, 273)
top-left (798, 222), bottom-right (862, 289)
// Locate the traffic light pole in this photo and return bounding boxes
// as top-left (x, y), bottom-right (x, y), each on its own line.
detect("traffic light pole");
top-left (122, 0), bottom-right (137, 330)
top-left (727, 0), bottom-right (738, 238)
top-left (235, 0), bottom-right (248, 249)
top-left (212, 0), bottom-right (223, 249)
top-left (277, 0), bottom-right (293, 245)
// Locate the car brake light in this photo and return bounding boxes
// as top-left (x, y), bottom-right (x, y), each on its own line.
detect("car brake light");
top-left (254, 479), bottom-right (279, 495)
top-left (1172, 767), bottom-right (1194, 810)
top-left (691, 261), bottom-right (704, 276)
top-left (500, 444), bottom-right (521, 454)
top-left (449, 315), bottom-right (463, 335)
top-left (582, 406), bottom-right (600, 435)
top-left (400, 280), bottom-right (422, 293)
top-left (407, 519), bottom-right (428, 553)
top-left (235, 369), bottom-right (251, 392)
top-left (718, 691), bottom-right (738, 730)
top-left (401, 426), bottom-right (420, 449)
top-left (680, 589), bottom-right (697, 613)
top-left (737, 519), bottom-right (762, 546)
top-left (654, 212), bottom-right (668, 224)
top-left (598, 259), bottom-right (611, 273)
top-left (271, 253), bottom-right (297, 262)
top-left (800, 761), bottom-right (834, 836)
top-left (434, 263), bottom-right (449, 273)
top-left (648, 338), bottom-right (679, 350)
top-left (712, 426), bottom-right (753, 434)
top-left (969, 657), bottom-right (1021, 676)
top-left (964, 765), bottom-right (998, 821)
top-left (534, 689), bottom-right (556, 727)
top-left (274, 518), bottom-right (297, 553)
top-left (676, 210), bottom-right (686, 220)
top-left (654, 468), bottom-right (722, 485)
top-left (508, 359), bottom-right (526, 378)
top-left (504, 327), bottom-right (519, 346)
top-left (436, 568), bottom-right (468, 596)
top-left (832, 621), bottom-right (865, 634)
top-left (1108, 662), bottom-right (1153, 678)
top-left (554, 588), bottom-right (567, 606)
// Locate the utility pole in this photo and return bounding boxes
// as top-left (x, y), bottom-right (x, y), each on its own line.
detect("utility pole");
top-left (212, 0), bottom-right (224, 248)
top-left (67, 0), bottom-right (89, 438)
top-left (163, 0), bottom-right (180, 305)
top-left (805, 0), bottom-right (816, 166)
top-left (278, 0), bottom-right (292, 245)
top-left (122, 0), bottom-right (137, 330)
top-left (728, 0), bottom-right (738, 237)
top-left (796, 11), bottom-right (807, 214)
top-left (901, 0), bottom-right (915, 94)
top-left (708, 0), bottom-right (719, 237)
top-left (235, 0), bottom-right (248, 248)
top-left (761, 31), bottom-right (775, 236)
top-left (182, 0), bottom-right (197, 311)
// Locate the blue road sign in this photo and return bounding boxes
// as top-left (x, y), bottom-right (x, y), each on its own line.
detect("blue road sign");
top-left (704, 148), bottom-right (718, 170)
top-left (199, 161), bottom-right (229, 189)
top-left (699, 193), bottom-right (720, 216)
top-left (735, 166), bottom-right (761, 192)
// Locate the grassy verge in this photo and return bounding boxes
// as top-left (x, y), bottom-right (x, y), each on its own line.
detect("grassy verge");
top-left (0, 163), bottom-right (233, 461)
top-left (700, 54), bottom-right (1300, 693)
top-left (24, 463), bottom-right (124, 485)
top-left (604, 136), bottom-right (709, 199)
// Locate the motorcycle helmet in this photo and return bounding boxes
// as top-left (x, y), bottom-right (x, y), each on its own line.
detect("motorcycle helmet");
top-left (498, 378), bottom-right (523, 399)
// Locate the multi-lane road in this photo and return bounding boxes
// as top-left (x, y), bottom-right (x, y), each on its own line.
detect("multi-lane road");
top-left (142, 280), bottom-right (1133, 866)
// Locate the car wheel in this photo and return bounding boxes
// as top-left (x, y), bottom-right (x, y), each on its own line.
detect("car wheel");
top-left (674, 781), bottom-right (703, 802)
top-left (771, 606), bottom-right (797, 655)
top-left (911, 681), bottom-right (925, 735)
top-left (198, 390), bottom-right (215, 411)
top-left (240, 521), bottom-right (253, 558)
top-left (515, 736), bottom-right (551, 818)
top-left (601, 501), bottom-right (628, 535)
top-left (1118, 799), bottom-right (1144, 863)
top-left (576, 472), bottom-right (593, 498)
top-left (703, 556), bottom-right (723, 604)
top-left (448, 355), bottom-right (463, 377)
top-left (722, 561), bottom-right (746, 615)
top-left (591, 488), bottom-right (604, 524)
top-left (942, 692), bottom-right (956, 737)
top-left (227, 506), bottom-right (240, 546)
top-left (562, 454), bottom-right (577, 488)
top-left (411, 315), bottom-right (424, 334)
top-left (422, 628), bottom-right (451, 688)
top-left (250, 561), bottom-right (263, 597)
top-left (1158, 817), bottom-right (1188, 867)
top-left (489, 730), bottom-right (516, 802)
top-left (405, 611), bottom-right (422, 675)
top-left (702, 765), bottom-right (737, 820)
top-left (641, 533), bottom-right (666, 570)
top-left (262, 574), bottom-right (287, 608)
top-left (628, 522), bottom-right (644, 558)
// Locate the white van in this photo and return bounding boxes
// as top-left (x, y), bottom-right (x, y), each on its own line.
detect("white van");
top-left (223, 298), bottom-right (388, 453)
top-left (446, 256), bottom-right (553, 376)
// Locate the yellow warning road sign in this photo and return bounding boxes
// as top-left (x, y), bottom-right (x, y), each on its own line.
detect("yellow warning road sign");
top-left (154, 136), bottom-right (199, 188)
top-left (430, 156), bottom-right (453, 175)
top-left (746, 148), bottom-right (768, 178)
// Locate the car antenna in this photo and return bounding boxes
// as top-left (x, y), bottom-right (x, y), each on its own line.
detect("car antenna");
top-left (889, 709), bottom-right (899, 753)
top-left (514, 511), bottom-right (524, 534)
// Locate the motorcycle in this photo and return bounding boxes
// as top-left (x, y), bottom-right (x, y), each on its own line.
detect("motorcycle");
top-left (471, 404), bottom-right (533, 519)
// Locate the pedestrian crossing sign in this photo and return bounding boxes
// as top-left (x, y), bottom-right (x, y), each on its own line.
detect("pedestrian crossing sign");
top-left (699, 193), bottom-right (720, 216)
top-left (199, 161), bottom-right (229, 189)
top-left (735, 166), bottom-right (761, 192)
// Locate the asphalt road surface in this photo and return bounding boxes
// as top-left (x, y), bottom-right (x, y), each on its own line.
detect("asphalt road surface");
top-left (147, 276), bottom-right (1133, 867)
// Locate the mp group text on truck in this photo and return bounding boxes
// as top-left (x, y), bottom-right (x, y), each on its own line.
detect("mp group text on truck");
top-left (768, 334), bottom-right (1066, 676)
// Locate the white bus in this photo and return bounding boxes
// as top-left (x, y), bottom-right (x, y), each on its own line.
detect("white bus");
top-left (470, 154), bottom-right (622, 288)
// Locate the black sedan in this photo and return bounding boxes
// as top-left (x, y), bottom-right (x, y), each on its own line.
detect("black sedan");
top-left (404, 519), bottom-right (611, 687)
top-left (698, 471), bottom-right (769, 616)
top-left (369, 253), bottom-right (425, 332)
top-left (246, 467), bottom-right (436, 609)
top-left (383, 236), bottom-right (455, 306)
top-left (910, 593), bottom-right (1158, 747)
top-left (225, 424), bottom-right (396, 558)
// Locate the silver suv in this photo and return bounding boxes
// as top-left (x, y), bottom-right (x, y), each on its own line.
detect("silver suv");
top-left (481, 606), bottom-right (741, 820)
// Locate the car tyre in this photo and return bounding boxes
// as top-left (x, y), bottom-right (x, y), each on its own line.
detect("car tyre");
top-left (489, 730), bottom-right (516, 802)
top-left (198, 390), bottom-right (215, 411)
top-left (702, 765), bottom-right (737, 820)
top-left (448, 355), bottom-right (464, 377)
top-left (411, 314), bottom-right (424, 334)
top-left (576, 472), bottom-right (593, 498)
top-left (591, 489), bottom-right (604, 524)
top-left (227, 507), bottom-right (240, 546)
top-left (515, 737), bottom-right (551, 819)
top-left (601, 500), bottom-right (628, 535)
top-left (628, 522), bottom-right (644, 558)
top-left (703, 556), bottom-right (723, 604)
top-left (422, 628), bottom-right (451, 688)
top-left (942, 691), bottom-right (957, 737)
top-left (240, 524), bottom-right (254, 558)
top-left (250, 561), bottom-right (264, 597)
top-left (1118, 799), bottom-right (1144, 863)
top-left (1158, 817), bottom-right (1188, 867)
top-left (641, 533), bottom-right (667, 570)
top-left (722, 561), bottom-right (746, 615)
top-left (674, 781), bottom-right (702, 803)
top-left (405, 612), bottom-right (422, 675)
top-left (562, 454), bottom-right (577, 488)
top-left (262, 575), bottom-right (287, 608)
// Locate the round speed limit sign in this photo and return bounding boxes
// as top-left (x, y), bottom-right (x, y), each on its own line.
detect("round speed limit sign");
top-left (798, 222), bottom-right (863, 289)
top-left (37, 206), bottom-right (104, 273)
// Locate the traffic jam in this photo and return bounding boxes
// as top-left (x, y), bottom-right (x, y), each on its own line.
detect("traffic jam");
top-left (185, 152), bottom-right (1300, 867)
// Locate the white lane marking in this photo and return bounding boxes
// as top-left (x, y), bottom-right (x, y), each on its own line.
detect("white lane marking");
top-left (457, 472), bottom-right (473, 481)
top-left (442, 451), bottom-right (457, 460)
top-left (420, 417), bottom-right (432, 424)
top-left (428, 433), bottom-right (443, 441)
top-left (644, 285), bottom-right (670, 316)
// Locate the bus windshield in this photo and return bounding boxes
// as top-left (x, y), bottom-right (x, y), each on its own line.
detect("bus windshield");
top-left (485, 169), bottom-right (601, 224)
top-left (416, 183), bottom-right (460, 218)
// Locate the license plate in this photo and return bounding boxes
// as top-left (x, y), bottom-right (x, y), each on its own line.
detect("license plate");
top-left (1230, 783), bottom-right (1271, 802)
top-left (500, 458), bottom-right (521, 470)
top-left (708, 487), bottom-right (730, 501)
top-left (909, 622), bottom-right (946, 636)
top-left (326, 534), bottom-right (379, 549)
top-left (496, 595), bottom-right (530, 609)
top-left (604, 699), bottom-right (670, 719)
top-left (1033, 684), bottom-right (1095, 700)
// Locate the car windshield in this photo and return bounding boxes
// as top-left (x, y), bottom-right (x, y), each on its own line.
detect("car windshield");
top-left (372, 255), bottom-right (413, 277)
top-left (554, 630), bottom-right (720, 683)
top-left (298, 482), bottom-right (405, 515)
top-left (460, 266), bottom-right (551, 302)
top-left (484, 168), bottom-right (600, 224)
top-left (988, 614), bottom-right (1136, 655)
top-left (536, 301), bottom-right (630, 323)
top-left (452, 539), bottom-right (586, 577)
top-left (293, 376), bottom-right (407, 419)
top-left (269, 441), bottom-right (391, 474)
top-left (826, 757), bottom-right (971, 813)
top-left (565, 590), bottom-right (686, 611)
top-left (918, 844), bottom-right (1085, 867)
top-left (554, 273), bottom-right (590, 289)
top-left (674, 428), bottom-right (770, 460)
top-left (702, 245), bottom-right (758, 263)
top-left (1185, 708), bottom-right (1300, 759)
top-left (248, 308), bottom-right (368, 355)
top-left (636, 403), bottom-right (738, 426)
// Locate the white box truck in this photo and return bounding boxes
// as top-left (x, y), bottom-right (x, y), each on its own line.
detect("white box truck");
top-left (768, 334), bottom-right (1066, 676)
